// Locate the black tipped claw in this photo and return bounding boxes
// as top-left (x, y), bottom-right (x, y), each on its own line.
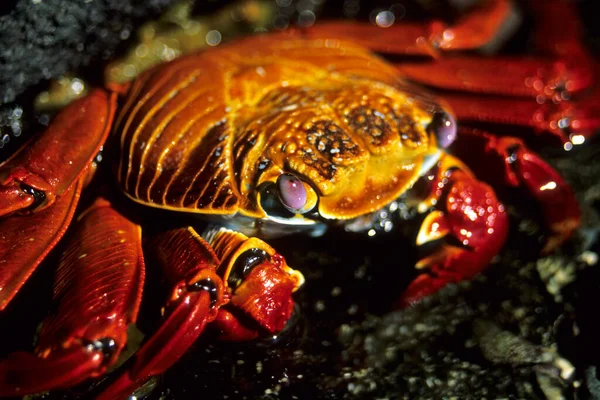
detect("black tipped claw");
top-left (20, 183), bottom-right (46, 210)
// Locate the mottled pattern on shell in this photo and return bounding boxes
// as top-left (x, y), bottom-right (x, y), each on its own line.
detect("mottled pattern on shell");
top-left (116, 35), bottom-right (439, 219)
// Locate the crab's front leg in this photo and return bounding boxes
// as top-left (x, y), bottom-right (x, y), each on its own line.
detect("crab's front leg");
top-left (451, 128), bottom-right (580, 254)
top-left (97, 227), bottom-right (304, 399)
top-left (399, 154), bottom-right (509, 307)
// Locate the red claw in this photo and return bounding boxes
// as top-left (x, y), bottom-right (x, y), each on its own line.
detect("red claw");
top-left (226, 253), bottom-right (298, 335)
top-left (452, 129), bottom-right (580, 254)
top-left (97, 228), bottom-right (303, 399)
top-left (399, 160), bottom-right (509, 307)
top-left (210, 252), bottom-right (300, 342)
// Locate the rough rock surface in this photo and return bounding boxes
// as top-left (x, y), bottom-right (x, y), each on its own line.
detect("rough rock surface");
top-left (0, 0), bottom-right (176, 103)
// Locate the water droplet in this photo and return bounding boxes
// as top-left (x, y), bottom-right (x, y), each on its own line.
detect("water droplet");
top-left (206, 30), bottom-right (222, 46)
top-left (375, 10), bottom-right (395, 28)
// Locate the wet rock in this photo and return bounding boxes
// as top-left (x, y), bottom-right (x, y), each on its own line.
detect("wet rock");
top-left (0, 0), bottom-right (177, 104)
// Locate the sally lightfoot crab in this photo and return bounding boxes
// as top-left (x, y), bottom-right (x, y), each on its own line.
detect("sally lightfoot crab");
top-left (0, 0), bottom-right (595, 397)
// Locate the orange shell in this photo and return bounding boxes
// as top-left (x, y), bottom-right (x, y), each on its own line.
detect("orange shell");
top-left (116, 33), bottom-right (443, 220)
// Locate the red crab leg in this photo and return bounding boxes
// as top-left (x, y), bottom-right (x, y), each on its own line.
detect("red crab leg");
top-left (298, 0), bottom-right (512, 56)
top-left (0, 178), bottom-right (83, 310)
top-left (395, 0), bottom-right (594, 95)
top-left (529, 0), bottom-right (588, 60)
top-left (397, 57), bottom-right (593, 98)
top-left (444, 90), bottom-right (600, 144)
top-left (98, 228), bottom-right (303, 399)
top-left (0, 89), bottom-right (117, 310)
top-left (0, 198), bottom-right (145, 396)
top-left (0, 89), bottom-right (115, 216)
top-left (450, 128), bottom-right (580, 253)
top-left (96, 227), bottom-right (227, 400)
top-left (398, 155), bottom-right (509, 307)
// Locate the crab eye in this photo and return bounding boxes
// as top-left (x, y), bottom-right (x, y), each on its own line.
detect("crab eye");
top-left (228, 248), bottom-right (270, 289)
top-left (428, 111), bottom-right (456, 148)
top-left (276, 173), bottom-right (307, 213)
top-left (259, 182), bottom-right (295, 218)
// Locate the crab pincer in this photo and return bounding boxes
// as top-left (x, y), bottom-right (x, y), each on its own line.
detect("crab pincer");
top-left (398, 154), bottom-right (510, 307)
top-left (450, 129), bottom-right (581, 254)
top-left (97, 227), bottom-right (303, 399)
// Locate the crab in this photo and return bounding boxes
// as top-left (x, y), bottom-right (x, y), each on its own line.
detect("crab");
top-left (0, 0), bottom-right (596, 398)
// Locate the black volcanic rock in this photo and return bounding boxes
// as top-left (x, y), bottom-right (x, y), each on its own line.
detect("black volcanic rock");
top-left (0, 0), bottom-right (176, 104)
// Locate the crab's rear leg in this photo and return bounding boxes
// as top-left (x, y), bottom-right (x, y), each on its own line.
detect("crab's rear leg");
top-left (399, 155), bottom-right (509, 306)
top-left (0, 198), bottom-right (145, 396)
top-left (443, 89), bottom-right (600, 145)
top-left (298, 0), bottom-right (512, 56)
top-left (0, 89), bottom-right (116, 309)
top-left (395, 58), bottom-right (600, 144)
top-left (396, 0), bottom-right (599, 143)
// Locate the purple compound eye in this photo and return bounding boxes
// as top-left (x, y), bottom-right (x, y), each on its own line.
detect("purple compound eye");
top-left (276, 173), bottom-right (307, 213)
top-left (428, 111), bottom-right (456, 148)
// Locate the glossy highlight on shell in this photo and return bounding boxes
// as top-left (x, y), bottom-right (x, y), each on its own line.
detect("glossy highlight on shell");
top-left (116, 36), bottom-right (442, 220)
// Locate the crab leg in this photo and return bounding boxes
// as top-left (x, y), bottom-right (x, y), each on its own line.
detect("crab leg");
top-left (444, 90), bottom-right (600, 144)
top-left (0, 89), bottom-right (117, 310)
top-left (98, 228), bottom-right (303, 399)
top-left (394, 0), bottom-right (600, 144)
top-left (450, 128), bottom-right (580, 253)
top-left (0, 198), bottom-right (145, 396)
top-left (398, 154), bottom-right (509, 306)
top-left (96, 227), bottom-right (227, 400)
top-left (298, 0), bottom-right (512, 56)
top-left (397, 57), bottom-right (593, 98)
top-left (0, 89), bottom-right (115, 216)
top-left (0, 178), bottom-right (83, 310)
top-left (395, 0), bottom-right (594, 96)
